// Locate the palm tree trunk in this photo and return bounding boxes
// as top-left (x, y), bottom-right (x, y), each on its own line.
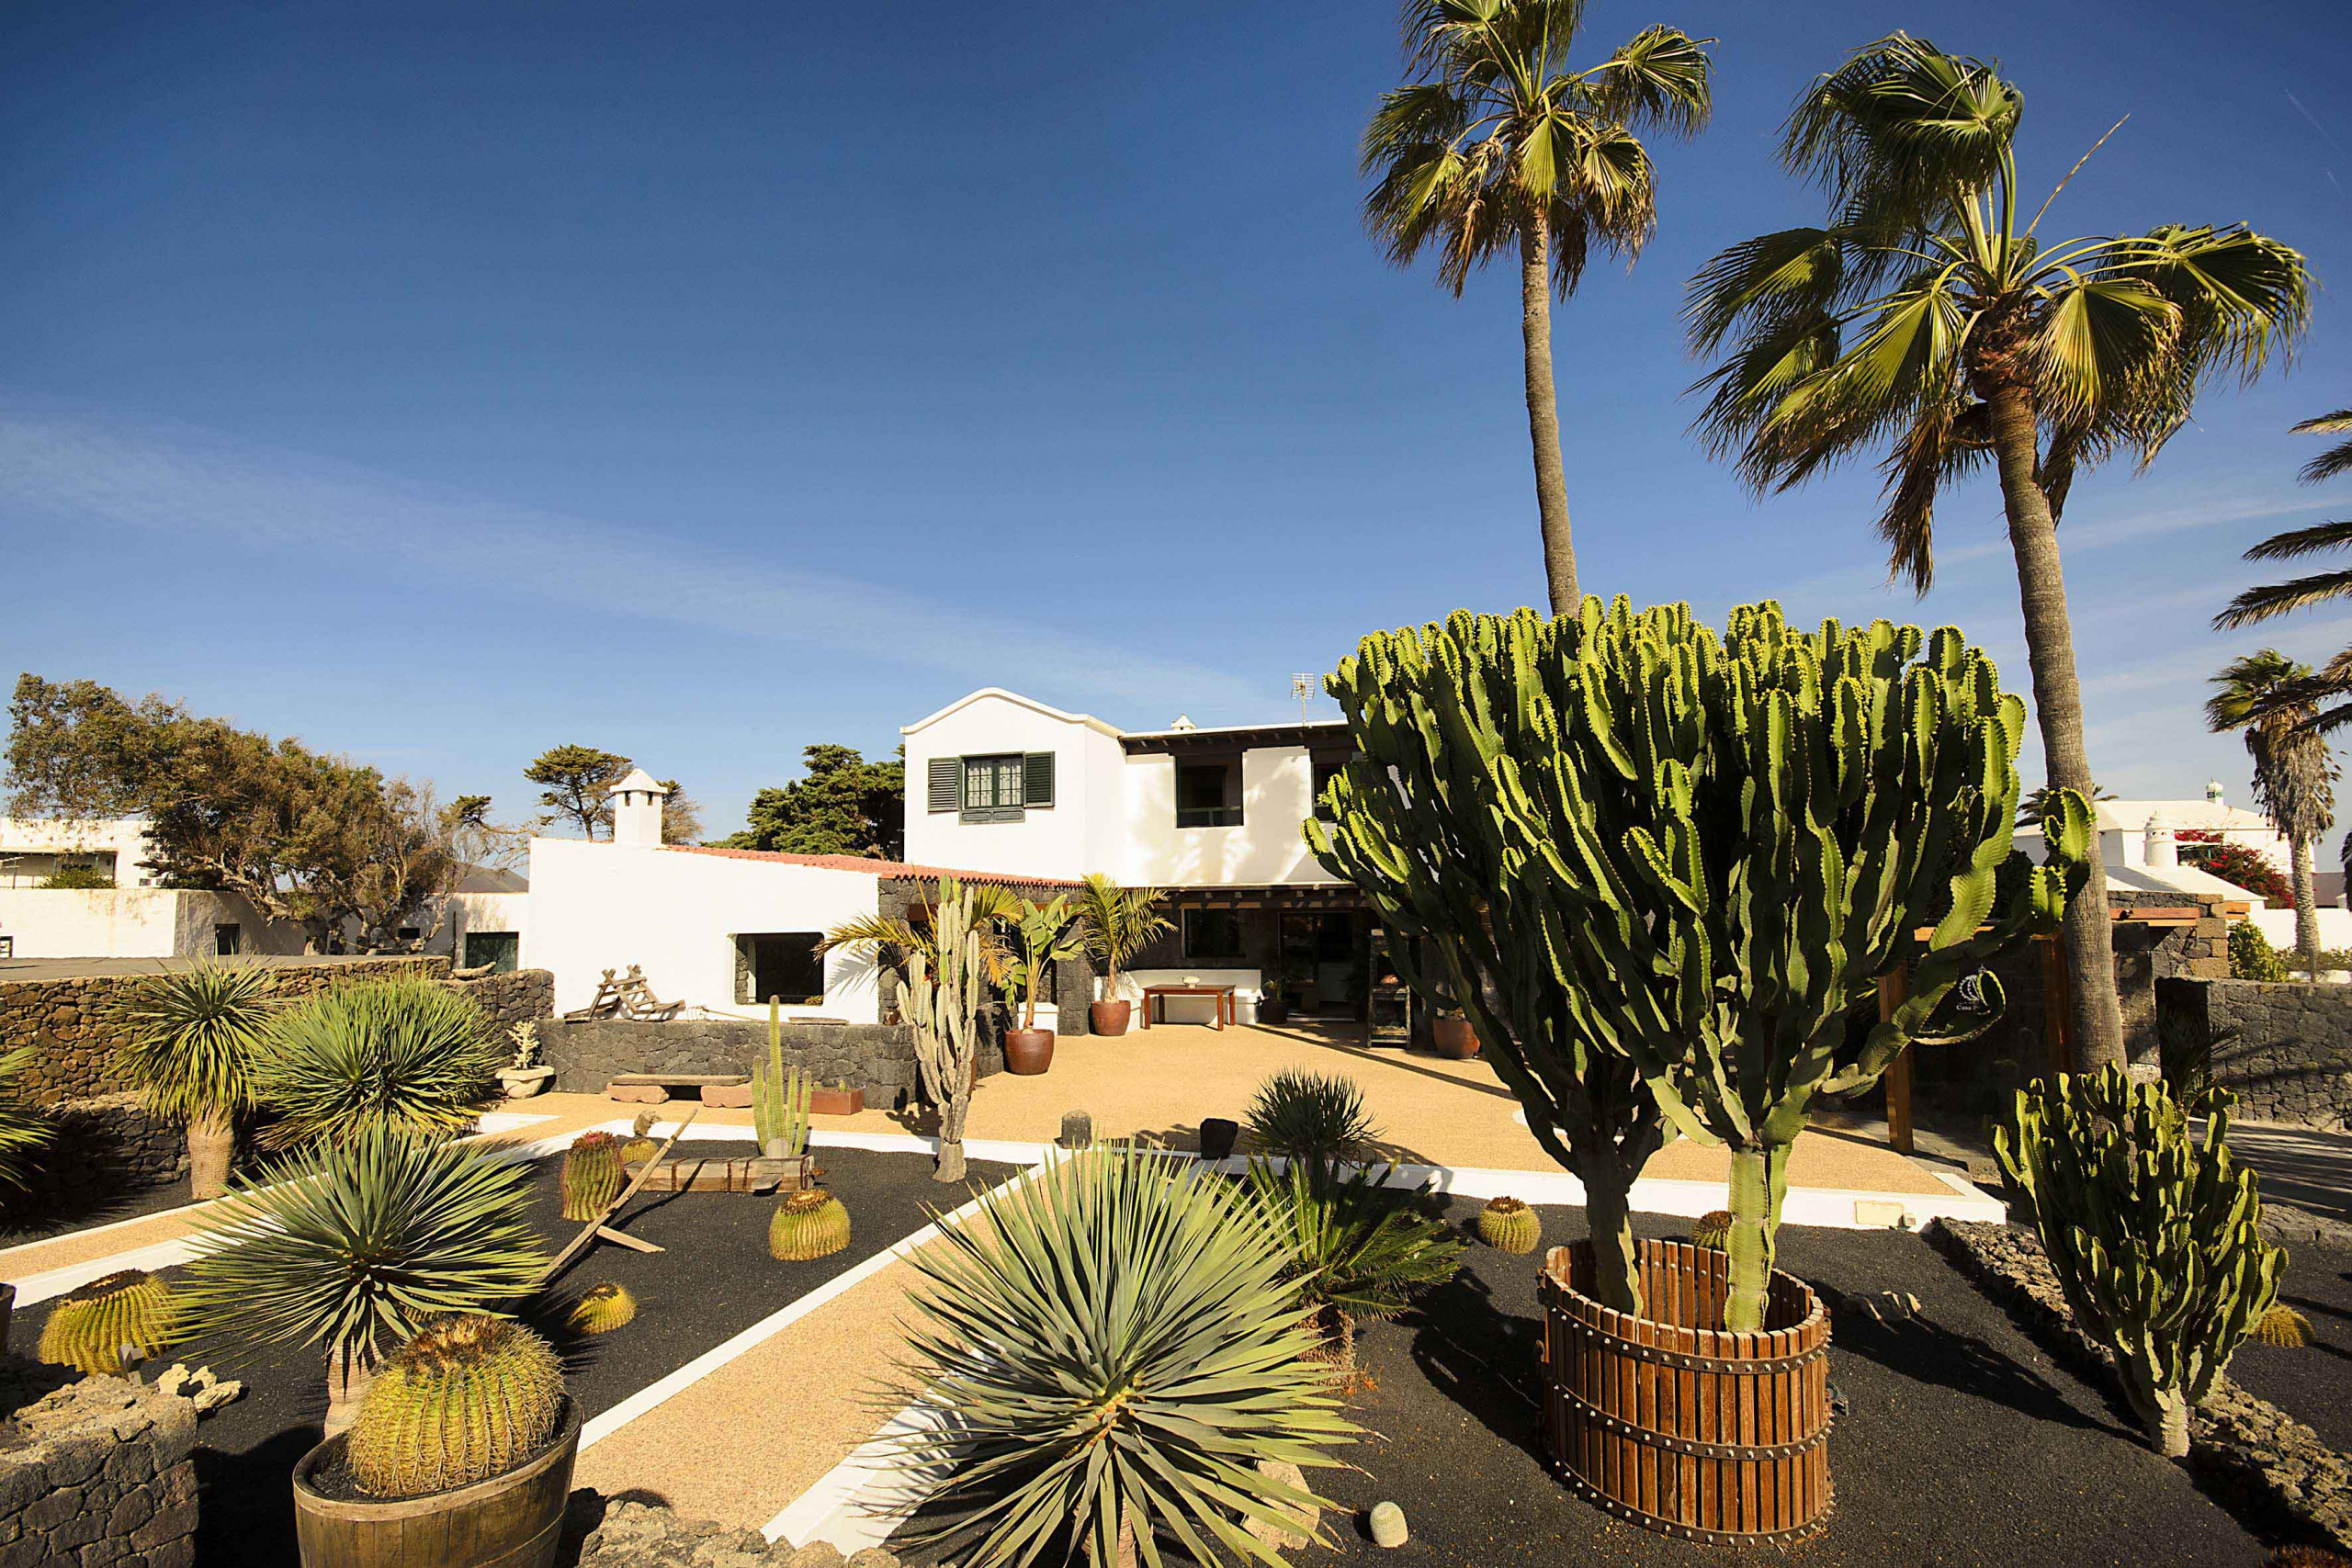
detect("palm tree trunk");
top-left (1983, 378), bottom-right (2126, 1071)
top-left (2292, 835), bottom-right (2321, 979)
top-left (1518, 218), bottom-right (1577, 615)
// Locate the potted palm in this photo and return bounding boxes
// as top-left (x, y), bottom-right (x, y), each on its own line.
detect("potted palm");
top-left (179, 1122), bottom-right (546, 1435)
top-left (292, 1312), bottom-right (579, 1568)
top-left (1075, 874), bottom-right (1170, 1037)
top-left (1003, 896), bottom-right (1082, 1075)
top-left (115, 964), bottom-right (280, 1199)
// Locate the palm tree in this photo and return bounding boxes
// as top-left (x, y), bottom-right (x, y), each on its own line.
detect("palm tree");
top-left (2294, 410), bottom-right (2352, 485)
top-left (1363, 0), bottom-right (1713, 611)
top-left (2207, 651), bottom-right (2337, 979)
top-left (2215, 413), bottom-right (2352, 729)
top-left (1072, 873), bottom-right (1171, 1032)
top-left (1686, 33), bottom-right (2312, 1070)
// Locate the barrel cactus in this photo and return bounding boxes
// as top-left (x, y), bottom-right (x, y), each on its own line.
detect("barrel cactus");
top-left (39, 1269), bottom-right (177, 1374)
top-left (769, 1188), bottom-right (851, 1261)
top-left (1310, 600), bottom-right (2086, 1326)
top-left (563, 1282), bottom-right (637, 1337)
top-left (1995, 1066), bottom-right (2283, 1456)
top-left (2253, 1304), bottom-right (2315, 1348)
top-left (345, 1313), bottom-right (567, 1496)
top-left (1689, 1210), bottom-right (1733, 1251)
top-left (1476, 1197), bottom-right (1542, 1255)
top-left (561, 1131), bottom-right (624, 1221)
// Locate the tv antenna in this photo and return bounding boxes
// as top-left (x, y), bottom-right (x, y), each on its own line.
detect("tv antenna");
top-left (1291, 672), bottom-right (1314, 727)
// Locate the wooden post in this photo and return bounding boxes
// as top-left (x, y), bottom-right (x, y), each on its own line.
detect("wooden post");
top-left (2036, 933), bottom-right (2073, 1078)
top-left (535, 1103), bottom-right (700, 1287)
top-left (1878, 969), bottom-right (1913, 1156)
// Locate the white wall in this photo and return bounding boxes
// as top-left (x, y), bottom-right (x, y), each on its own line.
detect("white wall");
top-left (524, 839), bottom-right (887, 1021)
top-left (903, 691), bottom-right (1123, 881)
top-left (0, 888), bottom-right (305, 958)
top-left (1122, 745), bottom-right (1341, 888)
top-left (2249, 904), bottom-right (2352, 953)
top-left (0, 818), bottom-right (162, 888)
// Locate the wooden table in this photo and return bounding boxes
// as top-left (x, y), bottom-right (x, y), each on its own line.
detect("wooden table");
top-left (1139, 984), bottom-right (1238, 1030)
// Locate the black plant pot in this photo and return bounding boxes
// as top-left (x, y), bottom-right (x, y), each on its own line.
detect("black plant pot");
top-left (1199, 1117), bottom-right (1239, 1164)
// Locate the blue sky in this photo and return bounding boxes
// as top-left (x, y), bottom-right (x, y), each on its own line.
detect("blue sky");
top-left (2, 0), bottom-right (2347, 838)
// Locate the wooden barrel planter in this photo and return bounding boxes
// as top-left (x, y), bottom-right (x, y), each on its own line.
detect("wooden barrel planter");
top-left (1539, 1238), bottom-right (1832, 1547)
top-left (291, 1397), bottom-right (581, 1568)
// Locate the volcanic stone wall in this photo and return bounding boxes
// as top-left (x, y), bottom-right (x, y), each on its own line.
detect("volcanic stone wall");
top-left (0, 1365), bottom-right (201, 1568)
top-left (2161, 973), bottom-right (2352, 1131)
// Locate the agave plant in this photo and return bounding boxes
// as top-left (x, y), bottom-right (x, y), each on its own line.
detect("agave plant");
top-left (1246, 1069), bottom-right (1378, 1162)
top-left (1243, 1156), bottom-right (1462, 1371)
top-left (0, 1047), bottom-right (55, 1199)
top-left (254, 979), bottom-right (502, 1148)
top-left (178, 1122), bottom-right (546, 1432)
top-left (114, 964), bottom-right (280, 1197)
top-left (899, 1147), bottom-right (1357, 1567)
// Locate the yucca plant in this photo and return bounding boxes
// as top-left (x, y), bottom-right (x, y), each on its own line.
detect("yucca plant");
top-left (114, 964), bottom-right (280, 1198)
top-left (1246, 1069), bottom-right (1378, 1162)
top-left (178, 1122), bottom-right (546, 1434)
top-left (1244, 1156), bottom-right (1462, 1374)
top-left (898, 1148), bottom-right (1358, 1567)
top-left (254, 979), bottom-right (502, 1148)
top-left (0, 1047), bottom-right (55, 1200)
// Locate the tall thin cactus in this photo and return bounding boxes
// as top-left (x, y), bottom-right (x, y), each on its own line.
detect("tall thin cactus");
top-left (901, 878), bottom-right (986, 1182)
top-left (754, 1001), bottom-right (812, 1157)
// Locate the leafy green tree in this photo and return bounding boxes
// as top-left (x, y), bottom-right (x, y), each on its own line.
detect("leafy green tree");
top-left (2207, 651), bottom-right (2336, 977)
top-left (1363, 0), bottom-right (1713, 611)
top-left (522, 744), bottom-right (628, 840)
top-left (1684, 34), bottom-right (2312, 1070)
top-left (726, 744), bottom-right (904, 859)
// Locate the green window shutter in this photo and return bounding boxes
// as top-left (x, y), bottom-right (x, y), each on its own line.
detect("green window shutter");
top-left (927, 757), bottom-right (960, 814)
top-left (1023, 751), bottom-right (1056, 808)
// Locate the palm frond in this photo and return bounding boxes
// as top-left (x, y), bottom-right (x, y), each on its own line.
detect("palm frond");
top-left (2293, 409), bottom-right (2352, 484)
top-left (1781, 32), bottom-right (2018, 244)
top-left (2216, 570), bottom-right (2352, 630)
top-left (1578, 26), bottom-right (1714, 139)
top-left (2028, 276), bottom-right (2179, 430)
top-left (1244, 1157), bottom-right (1464, 1325)
top-left (2119, 223), bottom-right (2314, 388)
top-left (2243, 518), bottom-right (2352, 563)
top-left (0, 1048), bottom-right (54, 1197)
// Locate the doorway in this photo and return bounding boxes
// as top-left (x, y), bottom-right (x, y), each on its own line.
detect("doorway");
top-left (1277, 912), bottom-right (1366, 1019)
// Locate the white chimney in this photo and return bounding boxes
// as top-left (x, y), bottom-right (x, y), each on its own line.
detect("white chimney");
top-left (2144, 809), bottom-right (2177, 870)
top-left (608, 767), bottom-right (668, 848)
top-left (1170, 714), bottom-right (1196, 732)
top-left (2206, 779), bottom-right (2226, 806)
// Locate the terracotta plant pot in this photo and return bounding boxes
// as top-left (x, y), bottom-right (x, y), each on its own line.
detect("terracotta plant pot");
top-left (294, 1397), bottom-right (582, 1568)
top-left (1198, 1117), bottom-right (1239, 1164)
top-left (808, 1085), bottom-right (865, 1117)
top-left (1431, 1016), bottom-right (1480, 1060)
top-left (1090, 999), bottom-right (1132, 1037)
top-left (1003, 1029), bottom-right (1055, 1076)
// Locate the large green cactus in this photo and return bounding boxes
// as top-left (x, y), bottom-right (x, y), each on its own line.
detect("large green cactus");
top-left (345, 1313), bottom-right (567, 1496)
top-left (902, 878), bottom-right (986, 1182)
top-left (1994, 1066), bottom-right (2281, 1456)
top-left (754, 1002), bottom-right (812, 1157)
top-left (1309, 599), bottom-right (2087, 1326)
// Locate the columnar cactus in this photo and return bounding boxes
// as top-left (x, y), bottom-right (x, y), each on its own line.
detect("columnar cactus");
top-left (1476, 1197), bottom-right (1542, 1255)
top-left (901, 880), bottom-right (986, 1183)
top-left (39, 1269), bottom-right (176, 1374)
top-left (561, 1132), bottom-right (624, 1221)
top-left (769, 1188), bottom-right (852, 1260)
top-left (1996, 1067), bottom-right (2282, 1456)
top-left (1309, 599), bottom-right (2086, 1326)
top-left (345, 1314), bottom-right (567, 1496)
top-left (754, 1004), bottom-right (812, 1157)
top-left (564, 1282), bottom-right (638, 1337)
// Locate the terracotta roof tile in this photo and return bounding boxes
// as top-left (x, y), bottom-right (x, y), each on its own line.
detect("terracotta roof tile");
top-left (662, 844), bottom-right (1080, 887)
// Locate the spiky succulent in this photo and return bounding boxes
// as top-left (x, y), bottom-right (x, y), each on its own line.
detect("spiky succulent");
top-left (1245, 1156), bottom-right (1462, 1335)
top-left (112, 964), bottom-right (278, 1125)
top-left (561, 1132), bottom-right (624, 1221)
top-left (253, 979), bottom-right (502, 1148)
top-left (564, 1282), bottom-right (637, 1337)
top-left (178, 1122), bottom-right (547, 1380)
top-left (899, 1148), bottom-right (1357, 1567)
top-left (1476, 1196), bottom-right (1543, 1255)
top-left (2253, 1303), bottom-right (2315, 1348)
top-left (38, 1269), bottom-right (177, 1374)
top-left (1246, 1069), bottom-right (1377, 1162)
top-left (0, 1047), bottom-right (55, 1198)
top-left (1690, 1210), bottom-right (1733, 1251)
top-left (345, 1314), bottom-right (567, 1497)
top-left (769, 1189), bottom-right (851, 1261)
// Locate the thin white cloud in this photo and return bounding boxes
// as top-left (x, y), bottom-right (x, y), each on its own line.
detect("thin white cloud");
top-left (0, 399), bottom-right (1271, 716)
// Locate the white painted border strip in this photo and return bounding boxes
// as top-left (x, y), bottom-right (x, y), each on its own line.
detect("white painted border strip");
top-left (577, 1159), bottom-right (1046, 1453)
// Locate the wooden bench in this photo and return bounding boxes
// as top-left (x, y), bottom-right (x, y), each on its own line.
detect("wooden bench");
top-left (605, 1072), bottom-right (750, 1104)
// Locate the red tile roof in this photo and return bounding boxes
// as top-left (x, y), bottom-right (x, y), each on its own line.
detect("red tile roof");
top-left (662, 844), bottom-right (1081, 888)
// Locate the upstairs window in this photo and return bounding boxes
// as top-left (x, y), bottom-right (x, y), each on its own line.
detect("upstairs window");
top-left (1310, 753), bottom-right (1351, 821)
top-left (1175, 758), bottom-right (1242, 829)
top-left (926, 751), bottom-right (1056, 824)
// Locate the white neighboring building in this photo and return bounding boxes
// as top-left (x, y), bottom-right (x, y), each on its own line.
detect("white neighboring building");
top-left (0, 818), bottom-right (163, 889)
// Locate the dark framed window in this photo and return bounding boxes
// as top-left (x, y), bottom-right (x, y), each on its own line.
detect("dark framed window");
top-left (0, 936), bottom-right (14, 958)
top-left (213, 923), bottom-right (241, 956)
top-left (1176, 758), bottom-right (1242, 829)
top-left (1310, 753), bottom-right (1351, 821)
top-left (463, 931), bottom-right (520, 974)
top-left (1182, 908), bottom-right (1245, 961)
top-left (739, 931), bottom-right (826, 1006)
top-left (928, 751), bottom-right (1056, 824)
